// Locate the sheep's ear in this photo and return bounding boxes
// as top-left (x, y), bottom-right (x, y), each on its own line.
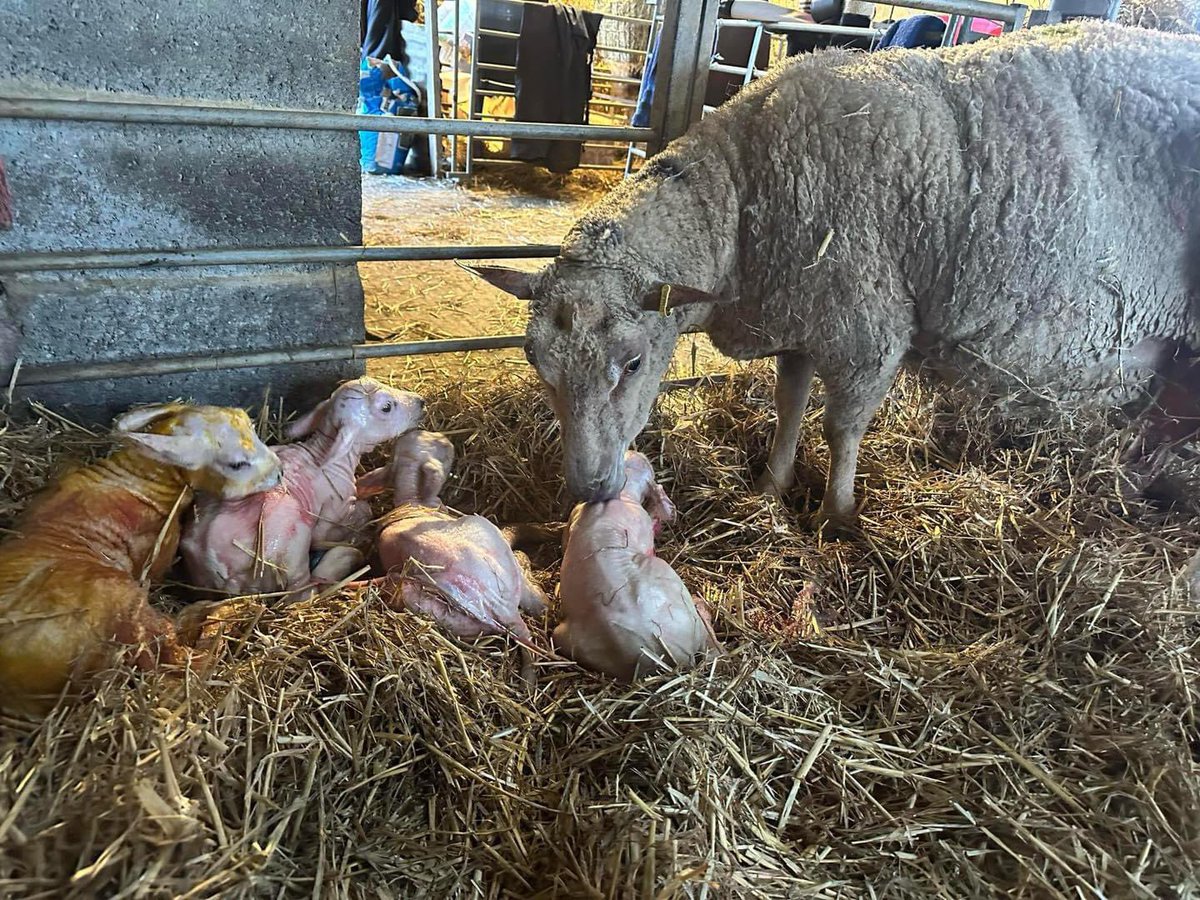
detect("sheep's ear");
top-left (458, 263), bottom-right (535, 300)
top-left (640, 283), bottom-right (724, 314)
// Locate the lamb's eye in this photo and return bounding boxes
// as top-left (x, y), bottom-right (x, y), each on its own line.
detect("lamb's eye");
top-left (624, 356), bottom-right (642, 375)
top-left (227, 460), bottom-right (250, 471)
top-left (381, 402), bottom-right (394, 413)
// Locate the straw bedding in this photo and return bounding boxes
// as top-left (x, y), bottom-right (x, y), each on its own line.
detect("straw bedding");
top-left (1, 367), bottom-right (1198, 898)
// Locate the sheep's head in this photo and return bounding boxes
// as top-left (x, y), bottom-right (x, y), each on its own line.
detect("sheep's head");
top-left (466, 261), bottom-right (719, 502)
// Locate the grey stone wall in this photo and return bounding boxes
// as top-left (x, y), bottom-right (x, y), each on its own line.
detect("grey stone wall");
top-left (0, 0), bottom-right (366, 422)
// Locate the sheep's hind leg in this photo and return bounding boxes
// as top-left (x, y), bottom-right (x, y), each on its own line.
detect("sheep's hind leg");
top-left (755, 352), bottom-right (816, 497)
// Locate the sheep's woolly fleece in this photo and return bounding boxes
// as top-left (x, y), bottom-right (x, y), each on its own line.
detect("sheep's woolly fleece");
top-left (551, 23), bottom-right (1200, 406)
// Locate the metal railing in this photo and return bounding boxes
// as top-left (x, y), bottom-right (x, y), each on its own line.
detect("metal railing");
top-left (15, 336), bottom-right (531, 386)
top-left (1, 0), bottom-right (1034, 391)
top-left (0, 244), bottom-right (560, 274)
top-left (0, 95), bottom-right (653, 142)
top-left (0, 0), bottom-right (709, 390)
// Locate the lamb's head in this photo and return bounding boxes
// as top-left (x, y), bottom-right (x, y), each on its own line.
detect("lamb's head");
top-left (287, 378), bottom-right (424, 464)
top-left (467, 261), bottom-right (718, 501)
top-left (620, 450), bottom-right (676, 528)
top-left (390, 429), bottom-right (456, 506)
top-left (115, 404), bottom-right (282, 499)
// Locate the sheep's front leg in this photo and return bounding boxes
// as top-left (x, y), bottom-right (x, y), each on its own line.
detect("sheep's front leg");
top-left (755, 352), bottom-right (816, 496)
top-left (816, 357), bottom-right (902, 529)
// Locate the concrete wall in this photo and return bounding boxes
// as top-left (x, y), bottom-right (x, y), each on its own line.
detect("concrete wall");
top-left (0, 0), bottom-right (365, 421)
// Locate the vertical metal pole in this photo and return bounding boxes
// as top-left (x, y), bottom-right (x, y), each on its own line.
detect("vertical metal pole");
top-left (648, 0), bottom-right (718, 155)
top-left (424, 0), bottom-right (444, 176)
top-left (743, 23), bottom-right (763, 87)
top-left (940, 14), bottom-right (955, 45)
top-left (451, 0), bottom-right (461, 171)
top-left (465, 0), bottom-right (481, 175)
top-left (626, 0), bottom-right (660, 177)
top-left (681, 1), bottom-right (720, 136)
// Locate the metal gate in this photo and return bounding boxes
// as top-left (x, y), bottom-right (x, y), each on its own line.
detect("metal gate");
top-left (0, 0), bottom-right (1034, 392)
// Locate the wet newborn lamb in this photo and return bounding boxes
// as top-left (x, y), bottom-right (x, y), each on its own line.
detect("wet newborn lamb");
top-left (182, 378), bottom-right (423, 598)
top-left (554, 451), bottom-right (719, 682)
top-left (358, 430), bottom-right (548, 642)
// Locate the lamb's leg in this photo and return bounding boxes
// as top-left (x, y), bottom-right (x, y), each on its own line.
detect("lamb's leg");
top-left (510, 549), bottom-right (549, 616)
top-left (756, 352), bottom-right (816, 496)
top-left (310, 546), bottom-right (367, 584)
top-left (314, 500), bottom-right (373, 548)
top-left (816, 359), bottom-right (901, 529)
top-left (519, 576), bottom-right (549, 617)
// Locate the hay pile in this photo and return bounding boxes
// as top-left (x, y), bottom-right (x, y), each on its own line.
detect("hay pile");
top-left (2, 368), bottom-right (1199, 898)
top-left (1119, 0), bottom-right (1200, 33)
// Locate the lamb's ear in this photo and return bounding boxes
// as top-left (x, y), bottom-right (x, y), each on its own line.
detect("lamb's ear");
top-left (640, 283), bottom-right (724, 314)
top-left (121, 431), bottom-right (209, 470)
top-left (418, 460), bottom-right (449, 505)
top-left (355, 465), bottom-right (391, 498)
top-left (286, 399), bottom-right (329, 440)
top-left (114, 403), bottom-right (186, 433)
top-left (457, 263), bottom-right (535, 300)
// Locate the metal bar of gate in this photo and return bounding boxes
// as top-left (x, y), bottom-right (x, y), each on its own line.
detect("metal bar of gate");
top-left (423, 0), bottom-right (444, 175)
top-left (0, 95), bottom-right (654, 142)
top-left (648, 0), bottom-right (718, 154)
top-left (719, 19), bottom-right (885, 38)
top-left (16, 338), bottom-right (728, 389)
top-left (15, 336), bottom-right (531, 386)
top-left (0, 244), bottom-right (560, 274)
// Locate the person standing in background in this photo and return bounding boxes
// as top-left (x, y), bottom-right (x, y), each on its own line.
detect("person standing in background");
top-left (361, 0), bottom-right (418, 63)
top-left (360, 0), bottom-right (432, 176)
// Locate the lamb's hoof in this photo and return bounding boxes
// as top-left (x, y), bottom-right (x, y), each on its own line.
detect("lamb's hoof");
top-left (175, 600), bottom-right (232, 646)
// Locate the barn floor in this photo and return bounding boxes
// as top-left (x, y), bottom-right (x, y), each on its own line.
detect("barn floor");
top-left (0, 173), bottom-right (1199, 898)
top-left (358, 171), bottom-right (727, 386)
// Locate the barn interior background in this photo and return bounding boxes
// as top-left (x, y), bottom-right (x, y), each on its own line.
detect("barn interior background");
top-left (2, 0), bottom-right (1200, 896)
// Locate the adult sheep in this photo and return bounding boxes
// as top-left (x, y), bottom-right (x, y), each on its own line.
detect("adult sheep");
top-left (471, 23), bottom-right (1200, 527)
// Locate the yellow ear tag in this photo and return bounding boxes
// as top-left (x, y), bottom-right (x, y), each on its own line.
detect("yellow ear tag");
top-left (658, 284), bottom-right (671, 317)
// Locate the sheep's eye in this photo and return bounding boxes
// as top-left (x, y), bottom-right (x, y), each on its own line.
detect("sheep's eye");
top-left (523, 342), bottom-right (536, 366)
top-left (624, 356), bottom-right (642, 376)
top-left (227, 460), bottom-right (251, 471)
top-left (381, 402), bottom-right (394, 413)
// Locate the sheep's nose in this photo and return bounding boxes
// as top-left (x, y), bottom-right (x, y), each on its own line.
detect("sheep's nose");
top-left (584, 477), bottom-right (620, 503)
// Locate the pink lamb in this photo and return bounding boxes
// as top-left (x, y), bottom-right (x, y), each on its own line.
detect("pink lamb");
top-left (553, 450), bottom-right (719, 682)
top-left (181, 378), bottom-right (424, 598)
top-left (357, 429), bottom-right (548, 643)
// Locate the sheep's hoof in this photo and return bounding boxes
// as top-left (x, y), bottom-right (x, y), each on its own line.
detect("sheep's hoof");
top-left (754, 470), bottom-right (789, 498)
top-left (810, 505), bottom-right (859, 538)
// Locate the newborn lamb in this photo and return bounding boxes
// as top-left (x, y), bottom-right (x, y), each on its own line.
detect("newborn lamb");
top-left (554, 450), bottom-right (719, 681)
top-left (359, 430), bottom-right (548, 643)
